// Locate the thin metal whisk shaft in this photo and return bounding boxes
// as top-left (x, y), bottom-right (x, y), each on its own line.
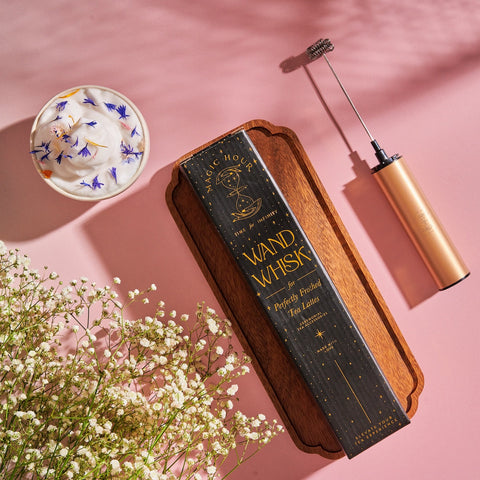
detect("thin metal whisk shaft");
top-left (321, 53), bottom-right (374, 142)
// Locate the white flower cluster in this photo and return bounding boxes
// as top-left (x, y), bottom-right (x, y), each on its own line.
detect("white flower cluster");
top-left (0, 241), bottom-right (283, 479)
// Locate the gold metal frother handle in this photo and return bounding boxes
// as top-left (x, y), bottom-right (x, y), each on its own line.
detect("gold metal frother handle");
top-left (373, 157), bottom-right (469, 289)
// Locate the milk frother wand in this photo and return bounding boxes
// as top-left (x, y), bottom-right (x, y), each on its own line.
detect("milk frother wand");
top-left (306, 38), bottom-right (469, 290)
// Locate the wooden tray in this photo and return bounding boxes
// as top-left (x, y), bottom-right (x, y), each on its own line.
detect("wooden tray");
top-left (166, 119), bottom-right (424, 459)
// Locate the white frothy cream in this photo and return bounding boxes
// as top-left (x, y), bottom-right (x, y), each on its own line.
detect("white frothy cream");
top-left (30, 85), bottom-right (149, 200)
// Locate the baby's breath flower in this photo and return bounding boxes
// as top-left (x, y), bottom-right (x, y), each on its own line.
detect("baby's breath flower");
top-left (207, 317), bottom-right (218, 334)
top-left (227, 384), bottom-right (239, 396)
top-left (0, 242), bottom-right (282, 479)
top-left (110, 459), bottom-right (121, 474)
top-left (206, 465), bottom-right (216, 475)
top-left (158, 356), bottom-right (168, 365)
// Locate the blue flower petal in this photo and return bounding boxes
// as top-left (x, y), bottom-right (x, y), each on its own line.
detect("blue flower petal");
top-left (116, 104), bottom-right (129, 119)
top-left (78, 144), bottom-right (91, 157)
top-left (109, 167), bottom-right (117, 183)
top-left (83, 97), bottom-right (97, 106)
top-left (56, 101), bottom-right (68, 111)
top-left (92, 175), bottom-right (104, 190)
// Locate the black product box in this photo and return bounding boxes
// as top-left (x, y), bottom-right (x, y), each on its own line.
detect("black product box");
top-left (180, 129), bottom-right (410, 458)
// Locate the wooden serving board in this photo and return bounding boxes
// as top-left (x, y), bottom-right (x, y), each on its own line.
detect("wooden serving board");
top-left (166, 119), bottom-right (424, 459)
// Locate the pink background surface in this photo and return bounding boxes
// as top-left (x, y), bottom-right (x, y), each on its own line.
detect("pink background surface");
top-left (1, 1), bottom-right (479, 478)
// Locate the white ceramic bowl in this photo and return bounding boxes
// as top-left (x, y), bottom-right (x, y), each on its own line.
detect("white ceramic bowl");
top-left (30, 85), bottom-right (150, 201)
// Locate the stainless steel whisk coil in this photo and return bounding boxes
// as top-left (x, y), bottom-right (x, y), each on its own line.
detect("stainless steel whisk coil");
top-left (306, 38), bottom-right (335, 58)
top-left (307, 38), bottom-right (334, 60)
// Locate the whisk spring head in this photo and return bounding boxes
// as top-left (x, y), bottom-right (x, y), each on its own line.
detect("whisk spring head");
top-left (307, 38), bottom-right (334, 60)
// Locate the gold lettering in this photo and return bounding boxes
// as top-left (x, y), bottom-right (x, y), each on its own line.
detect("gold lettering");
top-left (294, 246), bottom-right (312, 264)
top-left (242, 230), bottom-right (296, 265)
top-left (243, 229), bottom-right (314, 288)
top-left (282, 253), bottom-right (300, 272)
top-left (302, 296), bottom-right (320, 310)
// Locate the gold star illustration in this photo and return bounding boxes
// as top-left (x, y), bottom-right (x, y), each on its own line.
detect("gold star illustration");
top-left (316, 330), bottom-right (326, 339)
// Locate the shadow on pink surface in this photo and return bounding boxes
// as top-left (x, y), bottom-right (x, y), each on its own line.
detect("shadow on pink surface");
top-left (278, 4), bottom-right (480, 126)
top-left (82, 165), bottom-right (216, 318)
top-left (82, 163), bottom-right (335, 478)
top-left (0, 118), bottom-right (92, 241)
